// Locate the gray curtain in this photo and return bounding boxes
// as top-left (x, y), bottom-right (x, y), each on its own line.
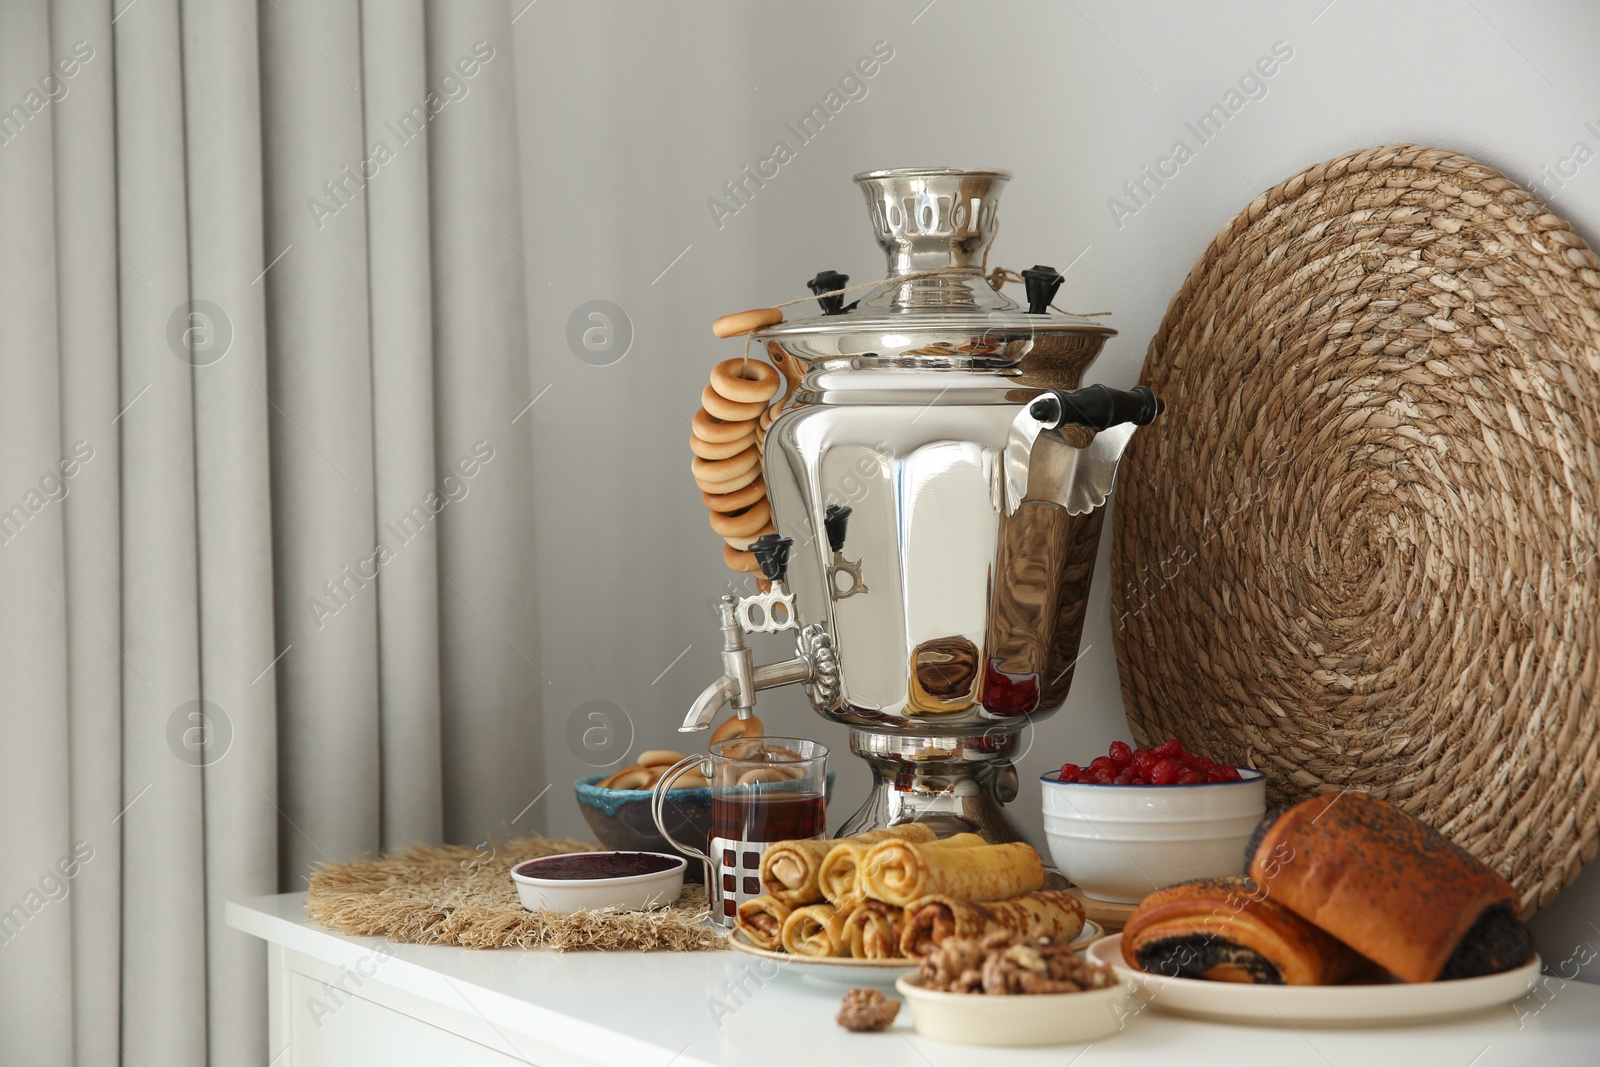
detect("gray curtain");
top-left (0, 1), bottom-right (540, 1064)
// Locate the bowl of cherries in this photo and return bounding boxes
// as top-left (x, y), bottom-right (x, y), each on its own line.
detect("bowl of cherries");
top-left (1039, 739), bottom-right (1265, 903)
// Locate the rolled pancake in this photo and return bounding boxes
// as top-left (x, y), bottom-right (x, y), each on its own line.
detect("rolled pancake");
top-left (843, 900), bottom-right (903, 959)
top-left (862, 838), bottom-right (1042, 906)
top-left (781, 902), bottom-right (856, 957)
top-left (819, 828), bottom-right (973, 905)
top-left (734, 895), bottom-right (792, 951)
top-left (758, 840), bottom-right (832, 908)
top-left (898, 889), bottom-right (1086, 957)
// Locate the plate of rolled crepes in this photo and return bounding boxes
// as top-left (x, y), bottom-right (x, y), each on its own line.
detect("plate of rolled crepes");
top-left (731, 825), bottom-right (1094, 985)
top-left (1086, 792), bottom-right (1542, 1025)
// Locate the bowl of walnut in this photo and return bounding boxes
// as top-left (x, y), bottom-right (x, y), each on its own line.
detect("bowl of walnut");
top-left (893, 930), bottom-right (1133, 1046)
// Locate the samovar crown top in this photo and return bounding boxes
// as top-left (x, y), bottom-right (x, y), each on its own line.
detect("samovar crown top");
top-left (852, 167), bottom-right (1011, 280)
top-left (755, 167), bottom-right (1115, 350)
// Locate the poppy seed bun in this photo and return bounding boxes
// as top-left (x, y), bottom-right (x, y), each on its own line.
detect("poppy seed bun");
top-left (1122, 876), bottom-right (1365, 986)
top-left (1248, 792), bottom-right (1532, 982)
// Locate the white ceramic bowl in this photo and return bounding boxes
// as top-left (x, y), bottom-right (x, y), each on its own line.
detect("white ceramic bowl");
top-left (895, 972), bottom-right (1132, 1046)
top-left (1040, 769), bottom-right (1266, 903)
top-left (509, 851), bottom-right (686, 915)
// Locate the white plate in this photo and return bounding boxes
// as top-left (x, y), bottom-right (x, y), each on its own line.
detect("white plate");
top-left (1087, 933), bottom-right (1542, 1026)
top-left (728, 921), bottom-right (1102, 989)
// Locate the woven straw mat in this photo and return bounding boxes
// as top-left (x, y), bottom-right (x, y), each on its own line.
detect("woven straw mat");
top-left (1111, 144), bottom-right (1600, 913)
top-left (305, 837), bottom-right (722, 951)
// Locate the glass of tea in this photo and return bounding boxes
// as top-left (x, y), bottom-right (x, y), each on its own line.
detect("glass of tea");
top-left (651, 735), bottom-right (827, 926)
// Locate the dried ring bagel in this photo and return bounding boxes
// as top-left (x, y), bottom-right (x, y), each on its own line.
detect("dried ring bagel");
top-left (670, 772), bottom-right (710, 790)
top-left (703, 477), bottom-right (766, 513)
top-left (723, 543), bottom-right (761, 573)
top-left (724, 522), bottom-right (775, 551)
top-left (691, 445), bottom-right (760, 484)
top-left (709, 358), bottom-right (781, 405)
top-left (692, 408), bottom-right (755, 444)
top-left (736, 767), bottom-right (793, 786)
top-left (701, 384), bottom-right (766, 422)
top-left (710, 714), bottom-right (763, 744)
top-left (600, 765), bottom-right (651, 790)
top-left (689, 431), bottom-right (756, 461)
top-left (695, 464), bottom-right (761, 495)
top-left (712, 307), bottom-right (783, 339)
top-left (708, 499), bottom-right (772, 538)
top-left (637, 749), bottom-right (687, 767)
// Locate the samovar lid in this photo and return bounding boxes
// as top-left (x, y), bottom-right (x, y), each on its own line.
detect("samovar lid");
top-left (754, 167), bottom-right (1113, 364)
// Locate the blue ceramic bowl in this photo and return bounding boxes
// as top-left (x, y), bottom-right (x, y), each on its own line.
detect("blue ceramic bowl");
top-left (574, 775), bottom-right (713, 881)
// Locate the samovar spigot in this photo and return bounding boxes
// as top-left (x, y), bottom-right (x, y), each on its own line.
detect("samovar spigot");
top-left (679, 535), bottom-right (842, 733)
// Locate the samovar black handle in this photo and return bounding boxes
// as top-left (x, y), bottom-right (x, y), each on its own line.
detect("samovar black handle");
top-left (749, 534), bottom-right (794, 583)
top-left (806, 270), bottom-right (858, 316)
top-left (1021, 265), bottom-right (1064, 315)
top-left (1029, 384), bottom-right (1163, 431)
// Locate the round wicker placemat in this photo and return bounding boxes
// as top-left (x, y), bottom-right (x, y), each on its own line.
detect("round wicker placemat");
top-left (305, 836), bottom-right (723, 951)
top-left (1111, 144), bottom-right (1600, 913)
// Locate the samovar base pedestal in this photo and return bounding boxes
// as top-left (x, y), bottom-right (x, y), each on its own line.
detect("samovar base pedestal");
top-left (834, 728), bottom-right (1026, 843)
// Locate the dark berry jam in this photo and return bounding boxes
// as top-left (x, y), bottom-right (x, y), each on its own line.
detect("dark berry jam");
top-left (514, 852), bottom-right (680, 880)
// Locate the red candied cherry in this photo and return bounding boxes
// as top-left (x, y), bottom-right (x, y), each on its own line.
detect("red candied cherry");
top-left (1175, 769), bottom-right (1199, 785)
top-left (1205, 767), bottom-right (1232, 783)
top-left (1149, 758), bottom-right (1179, 785)
top-left (1132, 748), bottom-right (1156, 773)
top-left (1219, 766), bottom-right (1243, 781)
top-left (1091, 767), bottom-right (1115, 783)
top-left (1154, 738), bottom-right (1185, 759)
top-left (1088, 756), bottom-right (1120, 776)
top-left (1112, 771), bottom-right (1135, 785)
top-left (1058, 763), bottom-right (1083, 782)
top-left (1108, 740), bottom-right (1134, 766)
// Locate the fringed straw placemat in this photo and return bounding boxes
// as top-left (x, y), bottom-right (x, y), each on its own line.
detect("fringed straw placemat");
top-left (1112, 144), bottom-right (1600, 914)
top-left (305, 837), bottom-right (724, 951)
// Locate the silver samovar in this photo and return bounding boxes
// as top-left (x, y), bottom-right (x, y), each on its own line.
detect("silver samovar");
top-left (680, 167), bottom-right (1162, 842)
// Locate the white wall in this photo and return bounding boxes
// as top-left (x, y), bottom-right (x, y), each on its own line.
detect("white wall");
top-left (513, 0), bottom-right (1600, 980)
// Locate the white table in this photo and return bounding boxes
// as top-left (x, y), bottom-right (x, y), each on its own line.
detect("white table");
top-left (229, 893), bottom-right (1598, 1066)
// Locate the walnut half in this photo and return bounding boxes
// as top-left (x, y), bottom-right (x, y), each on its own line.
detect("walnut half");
top-left (836, 988), bottom-right (901, 1032)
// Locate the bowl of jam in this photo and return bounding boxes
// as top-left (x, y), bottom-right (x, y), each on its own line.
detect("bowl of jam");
top-left (509, 850), bottom-right (687, 914)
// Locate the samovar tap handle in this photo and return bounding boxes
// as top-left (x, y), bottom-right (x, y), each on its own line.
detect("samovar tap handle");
top-left (823, 505), bottom-right (867, 601)
top-left (738, 535), bottom-right (798, 634)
